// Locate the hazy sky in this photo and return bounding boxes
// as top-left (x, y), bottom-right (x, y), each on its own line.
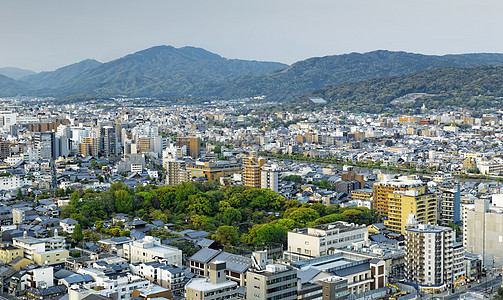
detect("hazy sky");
top-left (1, 0), bottom-right (501, 72)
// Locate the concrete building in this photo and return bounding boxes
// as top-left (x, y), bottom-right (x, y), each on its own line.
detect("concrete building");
top-left (60, 218), bottom-right (78, 234)
top-left (242, 152), bottom-right (265, 189)
top-left (291, 253), bottom-right (387, 295)
top-left (186, 161), bottom-right (241, 181)
top-left (384, 185), bottom-right (437, 233)
top-left (124, 236), bottom-right (182, 266)
top-left (100, 126), bottom-right (117, 156)
top-left (405, 222), bottom-right (463, 290)
top-left (33, 131), bottom-right (57, 160)
top-left (33, 249), bottom-right (70, 266)
top-left (439, 186), bottom-right (461, 226)
top-left (185, 261), bottom-right (238, 300)
top-left (246, 264), bottom-right (297, 300)
top-left (78, 137), bottom-right (99, 157)
top-left (372, 176), bottom-right (423, 219)
top-left (13, 235), bottom-right (66, 260)
top-left (165, 159), bottom-right (191, 186)
top-left (261, 164), bottom-right (279, 192)
top-left (0, 244), bottom-right (23, 264)
top-left (131, 261), bottom-right (185, 296)
top-left (463, 199), bottom-right (503, 267)
top-left (176, 137), bottom-right (200, 159)
top-left (285, 222), bottom-right (369, 261)
top-left (319, 276), bottom-right (349, 300)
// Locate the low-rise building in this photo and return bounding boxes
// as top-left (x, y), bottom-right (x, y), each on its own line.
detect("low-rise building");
top-left (0, 244), bottom-right (23, 264)
top-left (246, 264), bottom-right (297, 300)
top-left (33, 249), bottom-right (70, 266)
top-left (285, 222), bottom-right (369, 261)
top-left (185, 261), bottom-right (238, 300)
top-left (124, 236), bottom-right (182, 266)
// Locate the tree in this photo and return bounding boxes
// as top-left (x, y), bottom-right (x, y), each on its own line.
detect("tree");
top-left (115, 190), bottom-right (133, 213)
top-left (16, 188), bottom-right (23, 200)
top-left (222, 207), bottom-right (241, 226)
top-left (215, 226), bottom-right (239, 246)
top-left (248, 223), bottom-right (286, 246)
top-left (72, 224), bottom-right (84, 243)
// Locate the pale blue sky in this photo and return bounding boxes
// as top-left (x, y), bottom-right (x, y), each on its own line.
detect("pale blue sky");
top-left (0, 0), bottom-right (501, 72)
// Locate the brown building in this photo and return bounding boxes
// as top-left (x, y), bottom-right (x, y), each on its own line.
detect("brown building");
top-left (78, 137), bottom-right (99, 157)
top-left (138, 137), bottom-right (152, 153)
top-left (176, 137), bottom-right (200, 158)
top-left (341, 167), bottom-right (364, 189)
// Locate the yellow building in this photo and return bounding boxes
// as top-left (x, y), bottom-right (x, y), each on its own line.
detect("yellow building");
top-left (78, 137), bottom-right (99, 157)
top-left (351, 189), bottom-right (372, 201)
top-left (186, 161), bottom-right (241, 181)
top-left (0, 244), bottom-right (23, 264)
top-left (463, 157), bottom-right (477, 171)
top-left (33, 249), bottom-right (70, 266)
top-left (242, 153), bottom-right (265, 188)
top-left (384, 185), bottom-right (437, 233)
top-left (372, 176), bottom-right (424, 219)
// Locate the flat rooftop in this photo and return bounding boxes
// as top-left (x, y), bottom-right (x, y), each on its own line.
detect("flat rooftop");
top-left (186, 277), bottom-right (237, 292)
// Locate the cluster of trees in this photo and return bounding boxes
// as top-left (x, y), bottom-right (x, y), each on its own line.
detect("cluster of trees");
top-left (61, 180), bottom-right (378, 251)
top-left (308, 65), bottom-right (503, 113)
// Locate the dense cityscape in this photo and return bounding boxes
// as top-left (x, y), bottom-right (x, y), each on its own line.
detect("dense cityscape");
top-left (2, 1), bottom-right (503, 300)
top-left (0, 95), bottom-right (497, 300)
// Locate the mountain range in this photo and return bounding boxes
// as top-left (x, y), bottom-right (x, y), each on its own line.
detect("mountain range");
top-left (2, 45), bottom-right (503, 109)
top-left (0, 67), bottom-right (36, 80)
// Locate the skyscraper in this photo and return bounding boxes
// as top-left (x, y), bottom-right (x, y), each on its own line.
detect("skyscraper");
top-left (405, 221), bottom-right (464, 289)
top-left (33, 132), bottom-right (56, 160)
top-left (100, 126), bottom-right (117, 157)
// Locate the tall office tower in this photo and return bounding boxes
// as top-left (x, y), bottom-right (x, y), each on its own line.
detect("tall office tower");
top-left (57, 136), bottom-right (71, 158)
top-left (438, 185), bottom-right (461, 226)
top-left (372, 175), bottom-right (423, 219)
top-left (176, 137), bottom-right (200, 159)
top-left (464, 198), bottom-right (503, 267)
top-left (33, 132), bottom-right (56, 160)
top-left (100, 126), bottom-right (116, 157)
top-left (405, 221), bottom-right (463, 289)
top-left (0, 139), bottom-right (10, 160)
top-left (153, 136), bottom-right (166, 156)
top-left (165, 159), bottom-right (190, 186)
top-left (79, 137), bottom-right (99, 157)
top-left (261, 164), bottom-right (279, 192)
top-left (243, 152), bottom-right (265, 189)
top-left (385, 185), bottom-right (437, 233)
top-left (115, 123), bottom-right (123, 155)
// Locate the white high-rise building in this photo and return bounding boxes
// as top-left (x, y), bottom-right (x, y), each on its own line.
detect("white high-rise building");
top-left (463, 199), bottom-right (503, 267)
top-left (405, 221), bottom-right (464, 290)
top-left (261, 164), bottom-right (279, 192)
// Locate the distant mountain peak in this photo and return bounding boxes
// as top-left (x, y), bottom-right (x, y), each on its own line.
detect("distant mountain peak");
top-left (0, 67), bottom-right (37, 79)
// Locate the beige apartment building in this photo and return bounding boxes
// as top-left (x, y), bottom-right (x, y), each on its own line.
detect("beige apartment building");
top-left (464, 199), bottom-right (503, 267)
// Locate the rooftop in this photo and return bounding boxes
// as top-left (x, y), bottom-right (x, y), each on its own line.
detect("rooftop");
top-left (185, 277), bottom-right (237, 292)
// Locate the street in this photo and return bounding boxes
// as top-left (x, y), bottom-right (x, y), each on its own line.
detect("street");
top-left (432, 275), bottom-right (502, 300)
